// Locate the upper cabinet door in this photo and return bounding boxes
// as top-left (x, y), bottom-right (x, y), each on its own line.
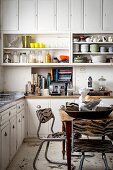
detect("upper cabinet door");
top-left (19, 0), bottom-right (37, 32)
top-left (103, 0), bottom-right (113, 32)
top-left (70, 0), bottom-right (83, 32)
top-left (84, 0), bottom-right (102, 32)
top-left (1, 0), bottom-right (18, 31)
top-left (56, 0), bottom-right (69, 32)
top-left (38, 0), bottom-right (56, 32)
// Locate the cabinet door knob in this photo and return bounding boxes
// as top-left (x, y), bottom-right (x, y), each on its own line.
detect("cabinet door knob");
top-left (9, 112), bottom-right (11, 116)
top-left (13, 125), bottom-right (15, 129)
top-left (4, 132), bottom-right (7, 136)
top-left (19, 119), bottom-right (21, 122)
top-left (37, 105), bottom-right (41, 109)
top-left (23, 116), bottom-right (24, 119)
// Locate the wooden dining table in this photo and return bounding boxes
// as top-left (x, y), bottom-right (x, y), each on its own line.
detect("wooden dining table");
top-left (59, 109), bottom-right (113, 170)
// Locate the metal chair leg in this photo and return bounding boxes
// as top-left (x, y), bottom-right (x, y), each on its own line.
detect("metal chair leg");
top-left (33, 140), bottom-right (45, 170)
top-left (79, 152), bottom-right (85, 170)
top-left (102, 153), bottom-right (111, 170)
top-left (45, 141), bottom-right (67, 165)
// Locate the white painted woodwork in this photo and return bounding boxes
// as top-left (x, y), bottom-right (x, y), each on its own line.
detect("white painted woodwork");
top-left (10, 116), bottom-right (17, 160)
top-left (84, 0), bottom-right (102, 32)
top-left (56, 0), bottom-right (69, 31)
top-left (27, 99), bottom-right (50, 137)
top-left (21, 110), bottom-right (25, 141)
top-left (103, 0), bottom-right (113, 32)
top-left (38, 0), bottom-right (56, 32)
top-left (19, 0), bottom-right (37, 32)
top-left (70, 0), bottom-right (83, 32)
top-left (17, 112), bottom-right (22, 149)
top-left (1, 123), bottom-right (10, 170)
top-left (0, 0), bottom-right (18, 31)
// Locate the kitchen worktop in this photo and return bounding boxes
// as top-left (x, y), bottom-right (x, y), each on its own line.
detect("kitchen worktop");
top-left (25, 94), bottom-right (113, 99)
top-left (0, 92), bottom-right (25, 112)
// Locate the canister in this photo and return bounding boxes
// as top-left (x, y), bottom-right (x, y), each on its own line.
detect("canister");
top-left (80, 44), bottom-right (89, 52)
top-left (73, 44), bottom-right (79, 52)
top-left (22, 35), bottom-right (31, 48)
top-left (90, 44), bottom-right (99, 52)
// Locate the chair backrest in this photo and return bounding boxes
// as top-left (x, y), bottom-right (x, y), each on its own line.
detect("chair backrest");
top-left (36, 108), bottom-right (55, 138)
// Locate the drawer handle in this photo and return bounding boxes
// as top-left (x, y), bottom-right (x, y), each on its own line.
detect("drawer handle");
top-left (23, 116), bottom-right (24, 119)
top-left (9, 112), bottom-right (11, 116)
top-left (4, 132), bottom-right (7, 136)
top-left (19, 119), bottom-right (21, 123)
top-left (13, 125), bottom-right (15, 129)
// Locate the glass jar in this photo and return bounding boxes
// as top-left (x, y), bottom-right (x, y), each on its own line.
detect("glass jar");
top-left (3, 51), bottom-right (12, 63)
top-left (13, 51), bottom-right (19, 63)
top-left (19, 53), bottom-right (27, 63)
top-left (28, 51), bottom-right (36, 63)
top-left (98, 76), bottom-right (106, 91)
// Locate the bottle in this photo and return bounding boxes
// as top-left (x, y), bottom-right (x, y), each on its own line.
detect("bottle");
top-left (13, 51), bottom-right (19, 63)
top-left (88, 76), bottom-right (92, 89)
top-left (19, 53), bottom-right (27, 63)
top-left (47, 73), bottom-right (51, 88)
top-left (44, 52), bottom-right (51, 63)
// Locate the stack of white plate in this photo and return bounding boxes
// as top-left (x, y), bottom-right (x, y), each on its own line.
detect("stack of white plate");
top-left (91, 55), bottom-right (106, 63)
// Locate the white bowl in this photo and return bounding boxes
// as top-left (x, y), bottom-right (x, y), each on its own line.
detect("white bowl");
top-left (91, 55), bottom-right (106, 63)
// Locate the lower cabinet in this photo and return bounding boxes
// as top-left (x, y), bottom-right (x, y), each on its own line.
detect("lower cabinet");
top-left (17, 112), bottom-right (22, 150)
top-left (1, 122), bottom-right (10, 170)
top-left (0, 99), bottom-right (25, 170)
top-left (26, 98), bottom-right (78, 137)
top-left (10, 116), bottom-right (17, 161)
top-left (26, 99), bottom-right (50, 137)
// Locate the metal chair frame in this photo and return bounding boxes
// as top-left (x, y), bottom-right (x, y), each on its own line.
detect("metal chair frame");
top-left (33, 107), bottom-right (67, 170)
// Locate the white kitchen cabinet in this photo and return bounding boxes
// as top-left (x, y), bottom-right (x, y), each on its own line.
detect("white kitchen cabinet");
top-left (26, 99), bottom-right (50, 137)
top-left (21, 110), bottom-right (25, 142)
top-left (10, 116), bottom-right (17, 161)
top-left (37, 0), bottom-right (56, 32)
top-left (1, 122), bottom-right (10, 170)
top-left (70, 0), bottom-right (83, 32)
top-left (19, 0), bottom-right (37, 32)
top-left (84, 0), bottom-right (102, 32)
top-left (0, 0), bottom-right (18, 31)
top-left (17, 112), bottom-right (22, 149)
top-left (50, 99), bottom-right (75, 132)
top-left (56, 0), bottom-right (69, 32)
top-left (103, 0), bottom-right (113, 32)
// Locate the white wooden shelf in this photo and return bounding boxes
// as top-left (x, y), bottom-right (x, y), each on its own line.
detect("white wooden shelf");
top-left (73, 41), bottom-right (113, 44)
top-left (3, 47), bottom-right (69, 50)
top-left (73, 52), bottom-right (113, 55)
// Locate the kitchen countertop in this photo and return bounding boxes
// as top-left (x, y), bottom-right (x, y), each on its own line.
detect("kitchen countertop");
top-left (0, 92), bottom-right (25, 112)
top-left (25, 94), bottom-right (113, 99)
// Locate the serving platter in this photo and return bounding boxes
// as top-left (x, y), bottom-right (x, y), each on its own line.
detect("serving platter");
top-left (65, 107), bottom-right (113, 119)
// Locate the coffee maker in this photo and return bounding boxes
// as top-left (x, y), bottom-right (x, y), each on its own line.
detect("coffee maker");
top-left (49, 82), bottom-right (67, 96)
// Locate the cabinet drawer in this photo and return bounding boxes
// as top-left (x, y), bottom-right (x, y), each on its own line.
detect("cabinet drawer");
top-left (9, 106), bottom-right (16, 118)
top-left (17, 101), bottom-right (25, 113)
top-left (1, 109), bottom-right (10, 125)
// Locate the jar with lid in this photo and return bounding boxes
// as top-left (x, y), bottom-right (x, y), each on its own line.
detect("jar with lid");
top-left (28, 51), bottom-right (36, 63)
top-left (4, 51), bottom-right (12, 63)
top-left (13, 51), bottom-right (19, 63)
top-left (37, 51), bottom-right (43, 63)
top-left (44, 52), bottom-right (51, 63)
top-left (19, 52), bottom-right (27, 63)
top-left (98, 76), bottom-right (106, 91)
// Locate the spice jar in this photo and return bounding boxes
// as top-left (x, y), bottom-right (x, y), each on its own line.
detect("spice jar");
top-left (44, 52), bottom-right (51, 63)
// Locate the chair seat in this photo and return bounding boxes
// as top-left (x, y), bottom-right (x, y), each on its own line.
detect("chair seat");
top-left (73, 139), bottom-right (113, 153)
top-left (48, 132), bottom-right (66, 139)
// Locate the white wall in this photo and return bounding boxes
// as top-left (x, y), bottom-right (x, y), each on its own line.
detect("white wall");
top-left (74, 66), bottom-right (113, 92)
top-left (3, 67), bottom-right (31, 92)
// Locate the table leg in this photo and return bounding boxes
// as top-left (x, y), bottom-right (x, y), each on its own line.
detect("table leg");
top-left (66, 121), bottom-right (72, 170)
top-left (62, 122), bottom-right (65, 159)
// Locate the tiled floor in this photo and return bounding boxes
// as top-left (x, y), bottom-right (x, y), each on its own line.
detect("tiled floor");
top-left (7, 139), bottom-right (113, 170)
